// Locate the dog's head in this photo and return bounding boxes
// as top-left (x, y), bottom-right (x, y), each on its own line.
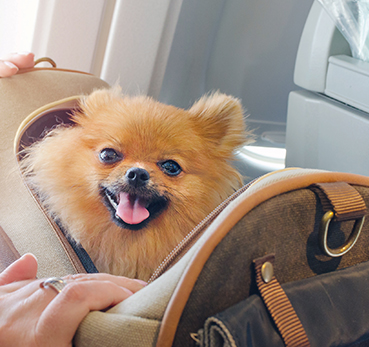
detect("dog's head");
top-left (65, 87), bottom-right (250, 233)
top-left (21, 87), bottom-right (250, 277)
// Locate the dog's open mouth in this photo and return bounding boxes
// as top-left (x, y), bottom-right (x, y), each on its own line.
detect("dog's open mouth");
top-left (102, 188), bottom-right (168, 230)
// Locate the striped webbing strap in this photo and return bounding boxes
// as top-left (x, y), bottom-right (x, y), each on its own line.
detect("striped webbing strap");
top-left (253, 254), bottom-right (310, 347)
top-left (311, 182), bottom-right (366, 222)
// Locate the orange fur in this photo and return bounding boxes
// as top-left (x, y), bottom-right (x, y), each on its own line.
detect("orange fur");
top-left (21, 87), bottom-right (251, 281)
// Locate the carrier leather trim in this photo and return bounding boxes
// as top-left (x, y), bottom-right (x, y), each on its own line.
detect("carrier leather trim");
top-left (16, 66), bottom-right (93, 76)
top-left (254, 254), bottom-right (310, 347)
top-left (156, 169), bottom-right (369, 347)
top-left (0, 225), bottom-right (21, 272)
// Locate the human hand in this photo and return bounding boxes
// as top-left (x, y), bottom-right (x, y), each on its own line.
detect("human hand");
top-left (0, 52), bottom-right (35, 77)
top-left (0, 253), bottom-right (146, 347)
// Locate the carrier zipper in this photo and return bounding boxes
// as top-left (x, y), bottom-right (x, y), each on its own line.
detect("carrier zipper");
top-left (148, 179), bottom-right (256, 283)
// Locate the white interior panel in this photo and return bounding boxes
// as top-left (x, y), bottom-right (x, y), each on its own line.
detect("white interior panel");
top-left (325, 55), bottom-right (369, 113)
top-left (293, 1), bottom-right (351, 92)
top-left (286, 90), bottom-right (369, 175)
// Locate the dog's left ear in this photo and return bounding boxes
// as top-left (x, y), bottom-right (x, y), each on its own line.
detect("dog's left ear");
top-left (189, 92), bottom-right (251, 152)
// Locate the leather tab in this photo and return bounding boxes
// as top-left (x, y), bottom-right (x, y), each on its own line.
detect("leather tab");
top-left (253, 254), bottom-right (310, 347)
top-left (311, 182), bottom-right (366, 222)
top-left (0, 225), bottom-right (21, 272)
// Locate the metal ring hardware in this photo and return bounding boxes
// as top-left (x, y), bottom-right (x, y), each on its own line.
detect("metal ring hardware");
top-left (40, 277), bottom-right (67, 294)
top-left (34, 57), bottom-right (57, 68)
top-left (319, 210), bottom-right (365, 257)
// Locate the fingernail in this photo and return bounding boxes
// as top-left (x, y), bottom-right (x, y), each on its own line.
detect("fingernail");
top-left (134, 279), bottom-right (147, 286)
top-left (4, 61), bottom-right (18, 70)
top-left (24, 253), bottom-right (37, 261)
top-left (122, 287), bottom-right (134, 296)
top-left (18, 51), bottom-right (32, 56)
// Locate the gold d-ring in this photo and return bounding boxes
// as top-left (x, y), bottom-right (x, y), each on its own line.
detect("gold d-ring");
top-left (319, 211), bottom-right (365, 257)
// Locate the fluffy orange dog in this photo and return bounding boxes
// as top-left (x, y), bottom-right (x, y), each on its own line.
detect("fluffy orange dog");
top-left (21, 88), bottom-right (250, 281)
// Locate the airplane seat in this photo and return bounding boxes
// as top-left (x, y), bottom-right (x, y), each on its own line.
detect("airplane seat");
top-left (285, 0), bottom-right (369, 175)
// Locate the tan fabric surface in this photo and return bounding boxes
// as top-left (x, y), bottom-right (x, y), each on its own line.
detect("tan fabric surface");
top-left (74, 313), bottom-right (161, 347)
top-left (0, 69), bottom-right (108, 278)
top-left (74, 237), bottom-right (201, 346)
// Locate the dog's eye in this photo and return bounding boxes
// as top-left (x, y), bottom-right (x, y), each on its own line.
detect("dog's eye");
top-left (159, 160), bottom-right (182, 176)
top-left (99, 148), bottom-right (122, 164)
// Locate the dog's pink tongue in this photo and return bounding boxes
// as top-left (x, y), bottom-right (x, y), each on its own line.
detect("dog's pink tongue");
top-left (116, 192), bottom-right (150, 225)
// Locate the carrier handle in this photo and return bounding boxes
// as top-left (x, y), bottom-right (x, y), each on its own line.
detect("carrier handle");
top-left (34, 57), bottom-right (57, 68)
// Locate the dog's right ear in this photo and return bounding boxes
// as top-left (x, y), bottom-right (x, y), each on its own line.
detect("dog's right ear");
top-left (72, 86), bottom-right (122, 125)
top-left (188, 92), bottom-right (252, 155)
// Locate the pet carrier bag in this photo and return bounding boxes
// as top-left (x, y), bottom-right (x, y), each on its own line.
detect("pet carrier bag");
top-left (2, 62), bottom-right (369, 347)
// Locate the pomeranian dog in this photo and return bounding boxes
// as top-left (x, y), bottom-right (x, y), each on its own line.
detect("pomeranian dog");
top-left (21, 87), bottom-right (250, 281)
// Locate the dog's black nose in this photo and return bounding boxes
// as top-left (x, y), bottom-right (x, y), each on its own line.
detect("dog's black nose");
top-left (125, 167), bottom-right (150, 188)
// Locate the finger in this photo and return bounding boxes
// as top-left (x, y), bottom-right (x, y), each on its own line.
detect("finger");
top-left (0, 254), bottom-right (38, 286)
top-left (2, 52), bottom-right (35, 69)
top-left (64, 273), bottom-right (146, 293)
top-left (0, 60), bottom-right (19, 77)
top-left (0, 280), bottom-right (62, 346)
top-left (0, 279), bottom-right (53, 313)
top-left (36, 280), bottom-right (132, 345)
